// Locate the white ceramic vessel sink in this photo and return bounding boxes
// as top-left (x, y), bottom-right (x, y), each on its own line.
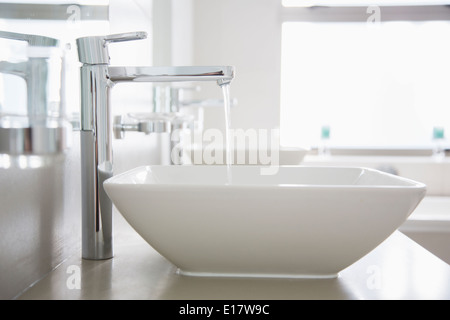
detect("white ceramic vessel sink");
top-left (104, 165), bottom-right (426, 279)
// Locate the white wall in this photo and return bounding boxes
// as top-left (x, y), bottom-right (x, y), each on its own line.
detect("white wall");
top-left (153, 0), bottom-right (193, 66)
top-left (109, 0), bottom-right (153, 114)
top-left (192, 0), bottom-right (282, 132)
top-left (151, 0), bottom-right (282, 131)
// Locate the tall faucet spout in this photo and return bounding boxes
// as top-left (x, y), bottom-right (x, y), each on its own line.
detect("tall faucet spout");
top-left (108, 66), bottom-right (234, 86)
top-left (77, 32), bottom-right (235, 260)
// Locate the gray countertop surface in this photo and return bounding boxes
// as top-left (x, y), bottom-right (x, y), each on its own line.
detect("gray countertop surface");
top-left (18, 210), bottom-right (450, 300)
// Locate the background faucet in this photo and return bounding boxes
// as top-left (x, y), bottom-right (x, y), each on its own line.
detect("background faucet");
top-left (76, 31), bottom-right (234, 260)
top-left (0, 31), bottom-right (59, 123)
top-left (147, 85), bottom-right (238, 164)
top-left (0, 31), bottom-right (70, 159)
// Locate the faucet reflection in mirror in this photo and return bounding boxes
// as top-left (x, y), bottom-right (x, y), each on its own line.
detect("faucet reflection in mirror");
top-left (0, 31), bottom-right (71, 168)
top-left (76, 31), bottom-right (234, 260)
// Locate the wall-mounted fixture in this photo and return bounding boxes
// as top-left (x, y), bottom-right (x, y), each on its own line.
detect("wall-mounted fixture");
top-left (113, 85), bottom-right (237, 165)
top-left (0, 31), bottom-right (71, 168)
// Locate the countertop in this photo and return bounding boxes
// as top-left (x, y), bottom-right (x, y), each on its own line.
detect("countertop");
top-left (18, 210), bottom-right (450, 300)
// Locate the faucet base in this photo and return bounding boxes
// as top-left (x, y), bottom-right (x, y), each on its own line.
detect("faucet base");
top-left (81, 131), bottom-right (114, 261)
top-left (0, 124), bottom-right (72, 156)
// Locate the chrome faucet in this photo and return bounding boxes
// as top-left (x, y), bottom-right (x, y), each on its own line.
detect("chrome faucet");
top-left (76, 31), bottom-right (234, 260)
top-left (0, 31), bottom-right (59, 123)
top-left (0, 31), bottom-right (70, 158)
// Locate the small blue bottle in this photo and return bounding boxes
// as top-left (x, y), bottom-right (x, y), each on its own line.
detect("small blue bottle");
top-left (318, 125), bottom-right (331, 157)
top-left (432, 126), bottom-right (445, 160)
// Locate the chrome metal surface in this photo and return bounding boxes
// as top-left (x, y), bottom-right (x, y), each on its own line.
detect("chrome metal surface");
top-left (81, 131), bottom-right (113, 260)
top-left (0, 30), bottom-right (59, 47)
top-left (0, 31), bottom-right (69, 158)
top-left (113, 115), bottom-right (170, 140)
top-left (79, 64), bottom-right (113, 260)
top-left (77, 31), bottom-right (147, 65)
top-left (0, 58), bottom-right (49, 121)
top-left (0, 124), bottom-right (71, 155)
top-left (0, 31), bottom-right (60, 120)
top-left (77, 31), bottom-right (234, 260)
top-left (108, 66), bottom-right (234, 85)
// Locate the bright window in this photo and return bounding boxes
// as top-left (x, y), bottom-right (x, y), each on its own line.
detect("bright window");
top-left (280, 20), bottom-right (450, 149)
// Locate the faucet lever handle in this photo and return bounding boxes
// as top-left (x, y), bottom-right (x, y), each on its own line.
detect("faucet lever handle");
top-left (0, 30), bottom-right (59, 47)
top-left (76, 31), bottom-right (148, 65)
top-left (104, 31), bottom-right (147, 44)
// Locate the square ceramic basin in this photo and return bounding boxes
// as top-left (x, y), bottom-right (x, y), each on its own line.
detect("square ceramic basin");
top-left (104, 165), bottom-right (426, 279)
